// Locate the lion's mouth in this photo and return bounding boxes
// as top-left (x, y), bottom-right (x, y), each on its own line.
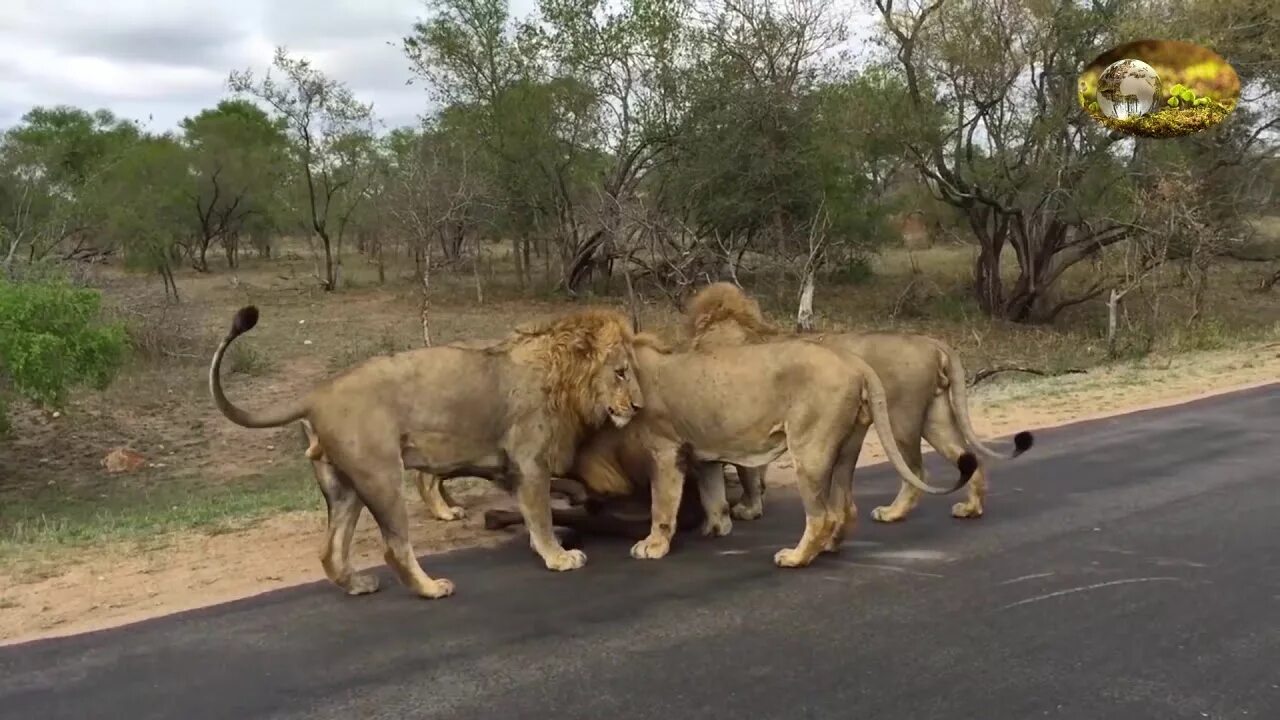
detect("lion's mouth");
top-left (608, 408), bottom-right (633, 428)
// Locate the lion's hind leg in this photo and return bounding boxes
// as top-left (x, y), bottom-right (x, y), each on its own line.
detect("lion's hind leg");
top-left (348, 453), bottom-right (455, 599)
top-left (773, 438), bottom-right (840, 569)
top-left (311, 457), bottom-right (379, 596)
top-left (730, 464), bottom-right (767, 521)
top-left (869, 439), bottom-right (925, 524)
top-left (823, 426), bottom-right (868, 553)
top-left (695, 462), bottom-right (733, 537)
top-left (413, 470), bottom-right (466, 521)
top-left (921, 399), bottom-right (987, 519)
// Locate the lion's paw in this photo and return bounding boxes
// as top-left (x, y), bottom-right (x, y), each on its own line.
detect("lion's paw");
top-left (731, 502), bottom-right (763, 521)
top-left (870, 505), bottom-right (906, 523)
top-left (700, 513), bottom-right (733, 538)
top-left (773, 547), bottom-right (811, 568)
top-left (344, 573), bottom-right (381, 596)
top-left (951, 502), bottom-right (984, 519)
top-left (421, 578), bottom-right (455, 599)
top-left (544, 548), bottom-right (588, 572)
top-left (439, 506), bottom-right (467, 521)
top-left (630, 535), bottom-right (671, 560)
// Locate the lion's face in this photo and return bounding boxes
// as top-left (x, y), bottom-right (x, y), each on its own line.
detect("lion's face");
top-left (593, 344), bottom-right (643, 428)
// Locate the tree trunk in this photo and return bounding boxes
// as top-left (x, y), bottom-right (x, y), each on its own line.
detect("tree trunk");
top-left (1106, 288), bottom-right (1122, 358)
top-left (318, 229), bottom-right (336, 291)
top-left (472, 236), bottom-right (484, 304)
top-left (513, 236), bottom-right (526, 290)
top-left (420, 250), bottom-right (432, 348)
top-left (796, 271), bottom-right (816, 332)
top-left (223, 233), bottom-right (239, 270)
top-left (972, 244), bottom-right (1005, 317)
top-left (564, 230), bottom-right (606, 295)
top-left (194, 238), bottom-right (211, 273)
top-left (159, 263), bottom-right (180, 303)
top-left (522, 237), bottom-right (532, 288)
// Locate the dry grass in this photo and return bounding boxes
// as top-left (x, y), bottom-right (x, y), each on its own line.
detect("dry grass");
top-left (0, 232), bottom-right (1277, 560)
top-left (0, 231), bottom-right (1277, 642)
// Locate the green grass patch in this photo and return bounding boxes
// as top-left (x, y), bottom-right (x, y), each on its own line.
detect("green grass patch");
top-left (0, 458), bottom-right (318, 567)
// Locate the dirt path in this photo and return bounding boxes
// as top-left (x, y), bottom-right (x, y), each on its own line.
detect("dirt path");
top-left (2, 344), bottom-right (1276, 646)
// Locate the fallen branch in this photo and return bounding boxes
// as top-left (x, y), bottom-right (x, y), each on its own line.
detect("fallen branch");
top-left (968, 366), bottom-right (1087, 387)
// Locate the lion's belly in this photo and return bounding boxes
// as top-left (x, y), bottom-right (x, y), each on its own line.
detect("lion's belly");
top-left (687, 425), bottom-right (788, 467)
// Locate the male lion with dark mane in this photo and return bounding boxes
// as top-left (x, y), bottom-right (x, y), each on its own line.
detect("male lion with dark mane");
top-left (685, 282), bottom-right (1033, 523)
top-left (575, 332), bottom-right (978, 568)
top-left (208, 305), bottom-right (642, 599)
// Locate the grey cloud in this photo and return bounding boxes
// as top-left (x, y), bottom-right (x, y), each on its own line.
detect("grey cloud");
top-left (0, 0), bottom-right (501, 132)
top-left (261, 0), bottom-right (422, 44)
top-left (8, 2), bottom-right (254, 70)
top-left (56, 24), bottom-right (241, 67)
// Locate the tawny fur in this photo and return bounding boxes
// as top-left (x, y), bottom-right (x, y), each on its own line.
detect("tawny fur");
top-left (571, 327), bottom-right (975, 569)
top-left (681, 282), bottom-right (1033, 523)
top-left (209, 305), bottom-right (643, 599)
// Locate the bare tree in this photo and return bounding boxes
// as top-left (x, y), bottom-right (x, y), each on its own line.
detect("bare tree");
top-left (870, 0), bottom-right (1140, 322)
top-left (229, 48), bottom-right (376, 291)
top-left (795, 198), bottom-right (831, 332)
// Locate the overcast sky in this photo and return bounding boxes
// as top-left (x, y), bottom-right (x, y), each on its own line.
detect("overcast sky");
top-left (0, 0), bottom-right (540, 133)
top-left (0, 0), bottom-right (877, 134)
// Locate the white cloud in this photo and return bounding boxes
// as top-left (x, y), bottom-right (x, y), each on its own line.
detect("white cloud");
top-left (0, 0), bottom-right (872, 133)
top-left (0, 0), bottom-right (474, 132)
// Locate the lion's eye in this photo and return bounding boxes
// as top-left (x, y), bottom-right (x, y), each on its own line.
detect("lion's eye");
top-left (616, 367), bottom-right (628, 379)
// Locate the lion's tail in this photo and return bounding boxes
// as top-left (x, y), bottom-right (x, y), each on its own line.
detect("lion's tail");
top-left (208, 306), bottom-right (308, 429)
top-left (932, 340), bottom-right (1034, 460)
top-left (854, 355), bottom-right (975, 496)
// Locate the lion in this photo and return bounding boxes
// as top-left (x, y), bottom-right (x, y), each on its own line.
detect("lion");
top-left (208, 305), bottom-right (643, 599)
top-left (395, 334), bottom-right (596, 523)
top-left (683, 282), bottom-right (1034, 523)
top-left (577, 332), bottom-right (977, 568)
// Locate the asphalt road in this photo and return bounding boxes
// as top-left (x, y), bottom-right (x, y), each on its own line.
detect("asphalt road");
top-left (4, 385), bottom-right (1279, 720)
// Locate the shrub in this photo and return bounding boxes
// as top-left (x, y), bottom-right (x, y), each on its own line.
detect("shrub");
top-left (0, 277), bottom-right (127, 431)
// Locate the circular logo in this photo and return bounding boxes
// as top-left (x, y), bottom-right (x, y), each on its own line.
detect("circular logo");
top-left (1078, 39), bottom-right (1240, 139)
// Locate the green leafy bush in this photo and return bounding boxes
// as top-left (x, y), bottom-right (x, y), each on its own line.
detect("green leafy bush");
top-left (0, 277), bottom-right (126, 431)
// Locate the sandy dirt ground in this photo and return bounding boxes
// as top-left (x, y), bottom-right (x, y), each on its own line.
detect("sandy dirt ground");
top-left (2, 343), bottom-right (1277, 646)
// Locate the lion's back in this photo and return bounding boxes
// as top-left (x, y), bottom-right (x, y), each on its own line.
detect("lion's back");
top-left (823, 332), bottom-right (947, 413)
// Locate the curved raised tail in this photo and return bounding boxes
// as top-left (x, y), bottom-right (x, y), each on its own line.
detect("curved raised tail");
top-left (933, 340), bottom-right (1034, 460)
top-left (854, 356), bottom-right (976, 495)
top-left (208, 306), bottom-right (308, 429)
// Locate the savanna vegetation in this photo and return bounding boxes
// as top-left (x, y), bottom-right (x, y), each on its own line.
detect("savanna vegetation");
top-left (1, 0), bottom-right (1278, 565)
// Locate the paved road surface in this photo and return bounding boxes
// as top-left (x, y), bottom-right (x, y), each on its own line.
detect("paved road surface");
top-left (3, 385), bottom-right (1279, 720)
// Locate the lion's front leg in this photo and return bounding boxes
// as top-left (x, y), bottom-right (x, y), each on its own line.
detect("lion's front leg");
top-left (516, 463), bottom-right (588, 572)
top-left (695, 462), bottom-right (733, 537)
top-left (631, 444), bottom-right (684, 560)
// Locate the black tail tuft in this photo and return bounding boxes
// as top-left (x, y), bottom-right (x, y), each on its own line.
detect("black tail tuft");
top-left (956, 451), bottom-right (979, 488)
top-left (1013, 430), bottom-right (1034, 456)
top-left (229, 306), bottom-right (259, 339)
